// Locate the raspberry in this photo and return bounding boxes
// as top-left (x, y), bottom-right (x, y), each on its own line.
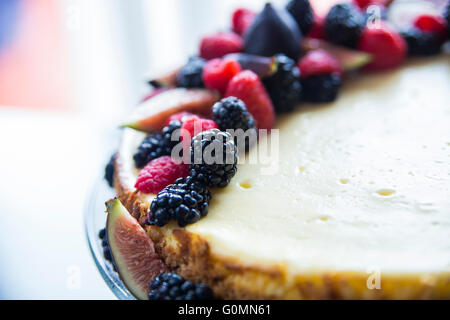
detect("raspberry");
top-left (307, 14), bottom-right (326, 40)
top-left (232, 8), bottom-right (256, 36)
top-left (199, 32), bottom-right (243, 60)
top-left (325, 3), bottom-right (365, 48)
top-left (298, 49), bottom-right (342, 78)
top-left (165, 112), bottom-right (196, 126)
top-left (202, 58), bottom-right (242, 95)
top-left (135, 156), bottom-right (189, 194)
top-left (286, 0), bottom-right (314, 35)
top-left (413, 14), bottom-right (447, 38)
top-left (357, 22), bottom-right (407, 71)
top-left (353, 0), bottom-right (388, 10)
top-left (225, 70), bottom-right (275, 130)
top-left (180, 115), bottom-right (219, 143)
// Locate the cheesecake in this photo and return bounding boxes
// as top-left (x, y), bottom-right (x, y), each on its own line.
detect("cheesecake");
top-left (115, 55), bottom-right (450, 299)
top-left (101, 1), bottom-right (450, 299)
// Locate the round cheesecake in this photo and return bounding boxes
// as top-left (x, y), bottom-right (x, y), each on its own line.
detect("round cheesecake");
top-left (115, 56), bottom-right (450, 299)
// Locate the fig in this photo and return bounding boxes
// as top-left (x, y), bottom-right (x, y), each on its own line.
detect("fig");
top-left (106, 199), bottom-right (168, 300)
top-left (243, 3), bottom-right (302, 60)
top-left (302, 38), bottom-right (373, 72)
top-left (123, 88), bottom-right (219, 132)
top-left (224, 53), bottom-right (277, 78)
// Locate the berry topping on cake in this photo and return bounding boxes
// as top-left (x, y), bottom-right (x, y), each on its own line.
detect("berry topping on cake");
top-left (286, 0), bottom-right (314, 35)
top-left (104, 153), bottom-right (116, 188)
top-left (225, 70), bottom-right (275, 130)
top-left (165, 111), bottom-right (196, 126)
top-left (199, 32), bottom-right (243, 60)
top-left (400, 28), bottom-right (445, 56)
top-left (98, 228), bottom-right (117, 271)
top-left (202, 58), bottom-right (242, 95)
top-left (357, 22), bottom-right (407, 71)
top-left (149, 176), bottom-right (211, 227)
top-left (445, 3), bottom-right (450, 38)
top-left (176, 57), bottom-right (206, 88)
top-left (133, 122), bottom-right (182, 168)
top-left (301, 38), bottom-right (372, 72)
top-left (232, 8), bottom-right (257, 36)
top-left (413, 14), bottom-right (447, 38)
top-left (298, 49), bottom-right (342, 78)
top-left (325, 3), bottom-right (365, 48)
top-left (135, 156), bottom-right (189, 194)
top-left (307, 14), bottom-right (326, 39)
top-left (263, 54), bottom-right (302, 113)
top-left (190, 129), bottom-right (238, 188)
top-left (352, 0), bottom-right (388, 10)
top-left (180, 115), bottom-right (219, 142)
top-left (302, 74), bottom-right (341, 103)
top-left (244, 3), bottom-right (302, 60)
top-left (212, 97), bottom-right (256, 133)
top-left (148, 273), bottom-right (214, 300)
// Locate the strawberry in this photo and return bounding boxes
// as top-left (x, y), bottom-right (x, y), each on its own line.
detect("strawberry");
top-left (232, 8), bottom-right (257, 36)
top-left (135, 156), bottom-right (189, 194)
top-left (225, 70), bottom-right (275, 130)
top-left (202, 58), bottom-right (242, 95)
top-left (414, 14), bottom-right (447, 38)
top-left (298, 49), bottom-right (342, 78)
top-left (200, 32), bottom-right (243, 60)
top-left (357, 22), bottom-right (406, 71)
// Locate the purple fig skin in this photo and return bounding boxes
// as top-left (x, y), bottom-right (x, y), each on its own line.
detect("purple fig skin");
top-left (224, 53), bottom-right (277, 78)
top-left (243, 3), bottom-right (302, 60)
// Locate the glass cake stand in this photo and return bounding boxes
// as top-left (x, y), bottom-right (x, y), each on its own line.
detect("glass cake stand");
top-left (84, 177), bottom-right (135, 300)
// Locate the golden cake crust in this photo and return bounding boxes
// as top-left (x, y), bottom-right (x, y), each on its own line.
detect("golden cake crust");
top-left (114, 153), bottom-right (450, 300)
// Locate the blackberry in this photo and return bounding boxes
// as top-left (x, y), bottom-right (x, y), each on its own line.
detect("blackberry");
top-left (263, 54), bottom-right (302, 113)
top-left (286, 0), bottom-right (314, 35)
top-left (149, 176), bottom-right (211, 227)
top-left (401, 28), bottom-right (445, 56)
top-left (325, 3), bottom-right (365, 48)
top-left (98, 228), bottom-right (117, 271)
top-left (176, 57), bottom-right (205, 88)
top-left (148, 273), bottom-right (214, 300)
top-left (190, 129), bottom-right (238, 188)
top-left (133, 122), bottom-right (181, 168)
top-left (104, 153), bottom-right (116, 187)
top-left (302, 73), bottom-right (341, 103)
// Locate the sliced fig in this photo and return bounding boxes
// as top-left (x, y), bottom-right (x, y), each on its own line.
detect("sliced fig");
top-left (224, 53), bottom-right (277, 79)
top-left (106, 199), bottom-right (168, 300)
top-left (148, 68), bottom-right (181, 88)
top-left (302, 37), bottom-right (373, 72)
top-left (123, 88), bottom-right (219, 132)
